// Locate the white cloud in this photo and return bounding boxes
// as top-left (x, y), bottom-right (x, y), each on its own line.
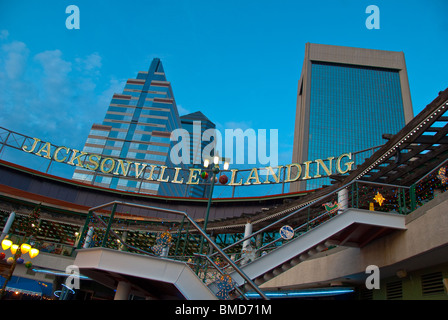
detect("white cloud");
top-left (1, 41), bottom-right (29, 79)
top-left (0, 34), bottom-right (122, 150)
top-left (96, 77), bottom-right (126, 115)
top-left (35, 50), bottom-right (72, 76)
top-left (222, 120), bottom-right (253, 131)
top-left (75, 52), bottom-right (102, 74)
top-left (0, 30), bottom-right (9, 40)
top-left (177, 104), bottom-right (190, 116)
top-left (34, 49), bottom-right (72, 105)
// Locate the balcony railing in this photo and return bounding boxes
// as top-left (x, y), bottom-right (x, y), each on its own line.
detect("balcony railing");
top-left (2, 156), bottom-right (446, 299)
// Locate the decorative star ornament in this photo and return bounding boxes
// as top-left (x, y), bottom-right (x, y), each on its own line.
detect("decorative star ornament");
top-left (151, 231), bottom-right (172, 255)
top-left (373, 192), bottom-right (385, 206)
top-left (216, 274), bottom-right (234, 300)
top-left (437, 167), bottom-right (447, 185)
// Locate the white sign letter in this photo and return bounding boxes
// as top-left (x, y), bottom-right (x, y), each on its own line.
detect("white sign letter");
top-left (365, 265), bottom-right (380, 289)
top-left (65, 265), bottom-right (80, 290)
top-left (365, 5), bottom-right (380, 30)
top-left (66, 5), bottom-right (80, 30)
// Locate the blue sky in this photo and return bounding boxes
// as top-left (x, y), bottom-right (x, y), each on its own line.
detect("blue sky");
top-left (0, 0), bottom-right (447, 195)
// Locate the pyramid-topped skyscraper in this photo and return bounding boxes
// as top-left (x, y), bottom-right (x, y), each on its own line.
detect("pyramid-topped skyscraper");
top-left (73, 58), bottom-right (188, 196)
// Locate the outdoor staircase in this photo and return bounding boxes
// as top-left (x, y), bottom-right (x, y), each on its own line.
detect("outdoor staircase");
top-left (75, 206), bottom-right (406, 300)
top-left (75, 247), bottom-right (217, 300)
top-left (220, 208), bottom-right (405, 291)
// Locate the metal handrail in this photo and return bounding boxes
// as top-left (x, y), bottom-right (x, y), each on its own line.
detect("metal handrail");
top-left (194, 253), bottom-right (249, 300)
top-left (356, 180), bottom-right (411, 189)
top-left (254, 209), bottom-right (337, 255)
top-left (413, 156), bottom-right (448, 186)
top-left (210, 180), bottom-right (353, 257)
top-left (209, 178), bottom-right (411, 259)
top-left (223, 209), bottom-right (338, 268)
top-left (88, 210), bottom-right (156, 257)
top-left (81, 201), bottom-right (269, 300)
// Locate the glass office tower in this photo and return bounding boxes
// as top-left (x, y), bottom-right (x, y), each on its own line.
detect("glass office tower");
top-left (291, 43), bottom-right (414, 191)
top-left (73, 58), bottom-right (187, 196)
top-left (180, 111), bottom-right (216, 198)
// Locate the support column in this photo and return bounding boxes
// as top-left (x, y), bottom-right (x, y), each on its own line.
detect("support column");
top-left (241, 221), bottom-right (253, 266)
top-left (74, 226), bottom-right (83, 248)
top-left (77, 210), bottom-right (93, 250)
top-left (101, 203), bottom-right (117, 247)
top-left (338, 188), bottom-right (348, 213)
top-left (242, 221), bottom-right (253, 250)
top-left (255, 233), bottom-right (262, 257)
top-left (0, 211), bottom-right (15, 242)
top-left (83, 227), bottom-right (94, 249)
top-left (208, 235), bottom-right (215, 255)
top-left (114, 281), bottom-right (131, 300)
top-left (410, 184), bottom-right (416, 211)
top-left (161, 246), bottom-right (169, 257)
top-left (119, 231), bottom-right (127, 251)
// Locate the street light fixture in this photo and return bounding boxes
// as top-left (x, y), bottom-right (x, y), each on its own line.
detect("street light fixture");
top-left (1, 239), bottom-right (12, 251)
top-left (202, 155), bottom-right (230, 233)
top-left (20, 243), bottom-right (31, 254)
top-left (196, 155), bottom-right (230, 273)
top-left (1, 239), bottom-right (39, 259)
top-left (10, 244), bottom-right (19, 255)
top-left (0, 238), bottom-right (40, 299)
top-left (29, 248), bottom-right (40, 259)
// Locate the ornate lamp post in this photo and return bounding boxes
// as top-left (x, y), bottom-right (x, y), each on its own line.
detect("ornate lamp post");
top-left (195, 156), bottom-right (229, 275)
top-left (202, 155), bottom-right (230, 233)
top-left (0, 238), bottom-right (40, 299)
top-left (0, 204), bottom-right (41, 300)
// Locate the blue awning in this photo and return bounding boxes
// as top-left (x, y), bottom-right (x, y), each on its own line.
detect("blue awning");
top-left (0, 275), bottom-right (53, 296)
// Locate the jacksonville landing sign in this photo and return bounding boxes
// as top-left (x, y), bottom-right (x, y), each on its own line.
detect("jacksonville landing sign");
top-left (22, 137), bottom-right (354, 186)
